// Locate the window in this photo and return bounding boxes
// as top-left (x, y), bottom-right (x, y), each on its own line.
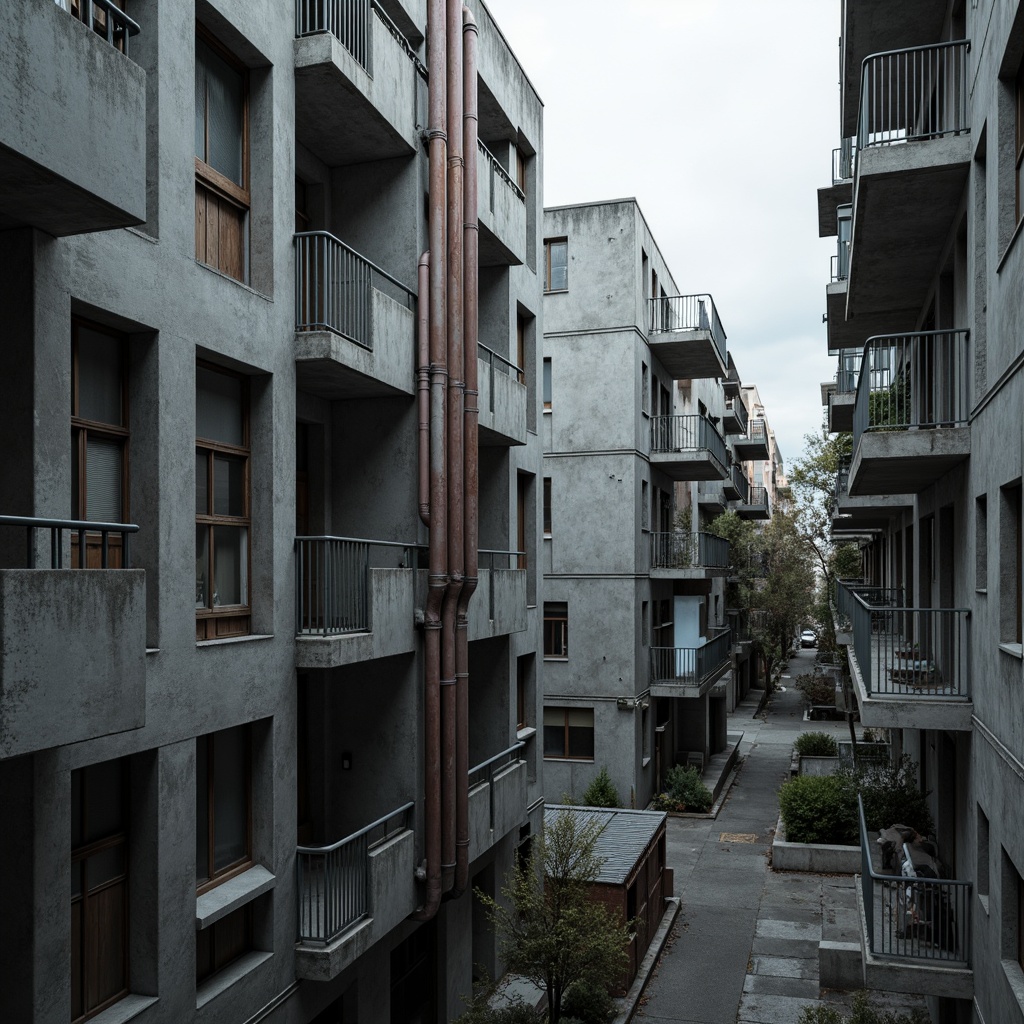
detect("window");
top-left (72, 759), bottom-right (129, 1023)
top-left (641, 362), bottom-right (650, 415)
top-left (196, 726), bottom-right (251, 892)
top-left (197, 905), bottom-right (253, 985)
top-left (543, 707), bottom-right (594, 760)
top-left (978, 806), bottom-right (990, 908)
top-left (516, 660), bottom-right (528, 730)
top-left (72, 319), bottom-right (129, 567)
top-left (542, 358), bottom-right (552, 411)
top-left (516, 313), bottom-right (527, 386)
top-left (1000, 482), bottom-right (1022, 646)
top-left (195, 31), bottom-right (249, 282)
top-left (196, 364), bottom-right (251, 640)
top-left (544, 238), bottom-right (567, 292)
top-left (641, 480), bottom-right (650, 530)
top-left (512, 145), bottom-right (528, 196)
top-left (642, 601), bottom-right (649, 646)
top-left (977, 494), bottom-right (988, 592)
top-left (1002, 850), bottom-right (1024, 976)
top-left (543, 477), bottom-right (552, 536)
top-left (543, 602), bottom-right (568, 659)
top-left (1017, 62), bottom-right (1024, 223)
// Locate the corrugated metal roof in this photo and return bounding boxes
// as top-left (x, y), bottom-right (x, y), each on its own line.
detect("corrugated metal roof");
top-left (543, 804), bottom-right (666, 885)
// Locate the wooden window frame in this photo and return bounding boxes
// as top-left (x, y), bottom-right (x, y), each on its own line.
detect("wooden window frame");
top-left (542, 477), bottom-right (551, 537)
top-left (196, 904), bottom-right (254, 984)
top-left (195, 27), bottom-right (250, 281)
top-left (542, 706), bottom-right (594, 761)
top-left (542, 358), bottom-right (552, 411)
top-left (196, 727), bottom-right (253, 896)
top-left (543, 601), bottom-right (568, 660)
top-left (72, 760), bottom-right (129, 1024)
top-left (544, 238), bottom-right (568, 293)
top-left (195, 362), bottom-right (252, 640)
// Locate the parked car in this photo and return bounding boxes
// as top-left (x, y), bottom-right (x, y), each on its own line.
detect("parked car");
top-left (800, 629), bottom-right (817, 648)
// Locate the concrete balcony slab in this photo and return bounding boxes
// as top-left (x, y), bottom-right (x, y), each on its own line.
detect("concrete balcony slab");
top-left (849, 427), bottom-right (970, 496)
top-left (477, 359), bottom-right (527, 446)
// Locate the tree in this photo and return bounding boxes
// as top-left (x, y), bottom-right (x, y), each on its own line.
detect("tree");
top-left (477, 809), bottom-right (631, 1024)
top-left (582, 767), bottom-right (620, 808)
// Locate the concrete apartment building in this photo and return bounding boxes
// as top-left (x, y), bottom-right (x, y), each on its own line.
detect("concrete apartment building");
top-left (540, 199), bottom-right (773, 808)
top-left (818, 1), bottom-right (1024, 1020)
top-left (0, 2), bottom-right (544, 1022)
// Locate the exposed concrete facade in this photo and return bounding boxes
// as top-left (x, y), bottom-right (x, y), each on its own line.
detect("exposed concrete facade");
top-left (0, 2), bottom-right (544, 1022)
top-left (540, 199), bottom-right (772, 809)
top-left (818, 2), bottom-right (1024, 1021)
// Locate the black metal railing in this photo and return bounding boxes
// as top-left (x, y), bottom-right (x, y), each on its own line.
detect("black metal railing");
top-left (858, 41), bottom-right (970, 151)
top-left (58, 0), bottom-right (140, 57)
top-left (724, 396), bottom-right (749, 435)
top-left (651, 629), bottom-right (732, 688)
top-left (478, 140), bottom-right (525, 213)
top-left (831, 137), bottom-right (857, 182)
top-left (295, 536), bottom-right (423, 635)
top-left (858, 796), bottom-right (971, 965)
top-left (296, 801), bottom-right (414, 943)
top-left (745, 485), bottom-right (770, 514)
top-left (650, 414), bottom-right (727, 469)
top-left (296, 0), bottom-right (372, 69)
top-left (0, 514), bottom-right (138, 569)
top-left (468, 741), bottom-right (526, 831)
top-left (647, 293), bottom-right (727, 366)
top-left (837, 348), bottom-right (860, 394)
top-left (728, 464), bottom-right (750, 504)
top-left (294, 232), bottom-right (415, 345)
top-left (478, 343), bottom-right (524, 414)
top-left (650, 532), bottom-right (729, 571)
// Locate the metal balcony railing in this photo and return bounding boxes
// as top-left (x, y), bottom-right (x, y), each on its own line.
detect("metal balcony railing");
top-left (478, 141), bottom-right (525, 212)
top-left (647, 293), bottom-right (727, 364)
top-left (650, 414), bottom-right (728, 469)
top-left (858, 41), bottom-right (971, 151)
top-left (852, 330), bottom-right (970, 444)
top-left (294, 232), bottom-right (415, 345)
top-left (0, 514), bottom-right (138, 569)
top-left (478, 549), bottom-right (526, 617)
top-left (295, 536), bottom-right (423, 636)
top-left (747, 484), bottom-right (770, 513)
top-left (57, 0), bottom-right (141, 57)
top-left (730, 464), bottom-right (750, 504)
top-left (296, 0), bottom-right (373, 69)
top-left (837, 348), bottom-right (860, 394)
top-left (724, 396), bottom-right (749, 435)
top-left (835, 457), bottom-right (851, 503)
top-left (478, 343), bottom-right (524, 412)
top-left (650, 629), bottom-right (732, 688)
top-left (831, 204), bottom-right (852, 282)
top-left (858, 796), bottom-right (971, 965)
top-left (831, 137), bottom-right (857, 182)
top-left (727, 609), bottom-right (751, 643)
top-left (650, 532), bottom-right (730, 571)
top-left (296, 801), bottom-right (414, 943)
top-left (469, 741), bottom-right (526, 830)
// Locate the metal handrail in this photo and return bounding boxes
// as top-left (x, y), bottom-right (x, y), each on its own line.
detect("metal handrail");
top-left (296, 801), bottom-right (414, 943)
top-left (724, 396), bottom-right (749, 435)
top-left (746, 485), bottom-right (770, 513)
top-left (858, 795), bottom-right (971, 964)
top-left (650, 629), bottom-right (732, 688)
top-left (59, 0), bottom-right (140, 56)
top-left (0, 514), bottom-right (138, 569)
top-left (478, 548), bottom-right (526, 619)
top-left (729, 464), bottom-right (750, 504)
top-left (650, 532), bottom-right (730, 571)
top-left (831, 137), bottom-right (857, 182)
top-left (647, 294), bottom-right (727, 366)
top-left (469, 741), bottom-right (526, 831)
top-left (852, 330), bottom-right (970, 444)
top-left (295, 536), bottom-right (424, 636)
top-left (650, 414), bottom-right (728, 470)
top-left (294, 231), bottom-right (415, 344)
top-left (478, 140), bottom-right (525, 205)
top-left (369, 0), bottom-right (427, 78)
top-left (837, 348), bottom-right (860, 394)
top-left (858, 40), bottom-right (970, 151)
top-left (296, 0), bottom-right (372, 70)
top-left (478, 343), bottom-right (524, 413)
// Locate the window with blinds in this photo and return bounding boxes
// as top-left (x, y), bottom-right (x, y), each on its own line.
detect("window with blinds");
top-left (72, 320), bottom-right (129, 567)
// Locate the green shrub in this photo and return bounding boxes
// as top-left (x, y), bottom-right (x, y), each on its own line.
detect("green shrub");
top-left (778, 774), bottom-right (857, 845)
top-left (796, 673), bottom-right (836, 708)
top-left (797, 991), bottom-right (929, 1024)
top-left (582, 767), bottom-right (620, 808)
top-left (656, 763), bottom-right (713, 813)
top-left (561, 980), bottom-right (613, 1024)
top-left (794, 732), bottom-right (839, 757)
top-left (453, 997), bottom-right (540, 1024)
top-left (797, 1006), bottom-right (844, 1024)
top-left (841, 756), bottom-right (933, 836)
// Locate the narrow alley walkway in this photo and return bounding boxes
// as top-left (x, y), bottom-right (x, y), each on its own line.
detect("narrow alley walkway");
top-left (635, 649), bottom-right (925, 1024)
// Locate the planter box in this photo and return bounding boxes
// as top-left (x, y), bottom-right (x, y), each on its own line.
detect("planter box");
top-left (799, 755), bottom-right (840, 777)
top-left (771, 815), bottom-right (860, 873)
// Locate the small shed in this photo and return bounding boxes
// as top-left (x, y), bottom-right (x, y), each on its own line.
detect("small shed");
top-left (544, 805), bottom-right (672, 991)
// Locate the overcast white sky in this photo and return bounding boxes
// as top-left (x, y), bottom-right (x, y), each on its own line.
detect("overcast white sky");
top-left (483, 0), bottom-right (840, 471)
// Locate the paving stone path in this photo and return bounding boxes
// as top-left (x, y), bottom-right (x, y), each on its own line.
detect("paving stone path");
top-left (636, 648), bottom-right (927, 1024)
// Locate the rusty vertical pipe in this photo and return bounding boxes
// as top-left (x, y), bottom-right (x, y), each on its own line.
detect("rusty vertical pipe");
top-left (417, 253), bottom-right (431, 528)
top-left (413, 0), bottom-right (448, 924)
top-left (452, 3), bottom-right (479, 899)
top-left (440, 0), bottom-right (465, 896)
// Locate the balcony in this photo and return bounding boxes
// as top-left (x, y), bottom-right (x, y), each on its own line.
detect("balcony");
top-left (722, 353), bottom-right (743, 398)
top-left (294, 0), bottom-right (422, 165)
top-left (649, 415), bottom-right (728, 481)
top-left (647, 294), bottom-right (728, 379)
top-left (847, 42), bottom-right (971, 321)
top-left (817, 139), bottom-right (856, 237)
top-left (0, 1), bottom-right (146, 235)
top-left (295, 802), bottom-right (417, 980)
top-left (294, 536), bottom-right (421, 668)
top-left (856, 796), bottom-right (973, 999)
top-left (478, 141), bottom-right (526, 267)
top-left (736, 484), bottom-right (770, 521)
top-left (723, 464), bottom-right (748, 503)
top-left (837, 582), bottom-right (972, 731)
top-left (468, 742), bottom-right (528, 861)
top-left (470, 552), bottom-right (527, 641)
top-left (650, 532), bottom-right (730, 580)
top-left (732, 418), bottom-right (770, 462)
top-left (826, 348), bottom-right (860, 432)
top-left (478, 345), bottom-right (527, 446)
top-left (835, 456), bottom-right (912, 526)
top-left (722, 396), bottom-right (749, 437)
top-left (650, 629), bottom-right (732, 699)
top-left (849, 331), bottom-right (970, 495)
top-left (0, 516), bottom-right (145, 760)
top-left (696, 481), bottom-right (727, 515)
top-left (294, 232), bottom-right (416, 399)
